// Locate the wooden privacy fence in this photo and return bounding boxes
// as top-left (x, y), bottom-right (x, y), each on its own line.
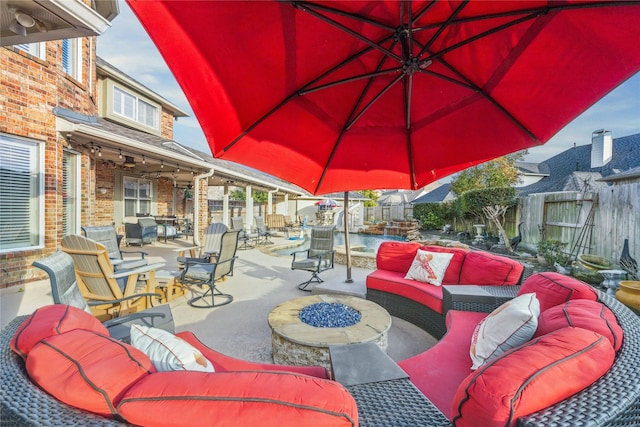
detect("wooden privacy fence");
top-left (519, 181), bottom-right (639, 263)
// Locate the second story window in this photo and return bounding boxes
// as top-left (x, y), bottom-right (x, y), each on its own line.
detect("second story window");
top-left (15, 42), bottom-right (46, 60)
top-left (113, 86), bottom-right (159, 129)
top-left (62, 38), bottom-right (81, 81)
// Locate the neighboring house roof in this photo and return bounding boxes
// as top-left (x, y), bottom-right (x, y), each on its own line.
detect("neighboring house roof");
top-left (516, 161), bottom-right (550, 176)
top-left (412, 183), bottom-right (452, 204)
top-left (518, 133), bottom-right (640, 196)
top-left (599, 166), bottom-right (640, 183)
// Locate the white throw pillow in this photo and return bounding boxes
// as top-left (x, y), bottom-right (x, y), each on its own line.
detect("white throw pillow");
top-left (470, 292), bottom-right (540, 370)
top-left (404, 249), bottom-right (454, 286)
top-left (130, 324), bottom-right (214, 373)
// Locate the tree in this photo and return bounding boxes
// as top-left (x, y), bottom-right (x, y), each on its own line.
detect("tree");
top-left (360, 190), bottom-right (379, 207)
top-left (229, 189), bottom-right (245, 201)
top-left (450, 151), bottom-right (526, 196)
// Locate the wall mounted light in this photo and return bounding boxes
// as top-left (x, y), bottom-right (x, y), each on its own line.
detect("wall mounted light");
top-left (119, 149), bottom-right (123, 159)
top-left (142, 155), bottom-right (146, 164)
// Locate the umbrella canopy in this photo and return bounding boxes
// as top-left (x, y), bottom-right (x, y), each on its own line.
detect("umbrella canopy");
top-left (128, 1), bottom-right (640, 195)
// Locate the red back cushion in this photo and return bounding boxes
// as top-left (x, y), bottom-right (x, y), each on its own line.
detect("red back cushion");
top-left (535, 299), bottom-right (623, 351)
top-left (11, 304), bottom-right (108, 360)
top-left (518, 272), bottom-right (598, 312)
top-left (26, 329), bottom-right (154, 417)
top-left (118, 371), bottom-right (358, 427)
top-left (376, 241), bottom-right (422, 273)
top-left (420, 245), bottom-right (469, 285)
top-left (459, 251), bottom-right (523, 285)
top-left (451, 327), bottom-right (614, 427)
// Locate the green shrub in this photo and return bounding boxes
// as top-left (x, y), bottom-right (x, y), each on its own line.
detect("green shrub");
top-left (537, 240), bottom-right (567, 265)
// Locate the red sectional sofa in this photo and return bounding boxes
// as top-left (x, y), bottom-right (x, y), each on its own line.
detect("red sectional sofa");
top-left (8, 305), bottom-right (358, 427)
top-left (366, 241), bottom-right (525, 337)
top-left (397, 272), bottom-right (623, 425)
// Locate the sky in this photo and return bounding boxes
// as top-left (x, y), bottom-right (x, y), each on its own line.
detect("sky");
top-left (97, 0), bottom-right (640, 170)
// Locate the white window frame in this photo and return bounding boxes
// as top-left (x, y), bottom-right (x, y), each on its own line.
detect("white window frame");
top-left (62, 38), bottom-right (82, 82)
top-left (15, 42), bottom-right (46, 60)
top-left (113, 85), bottom-right (159, 130)
top-left (0, 133), bottom-right (44, 253)
top-left (62, 150), bottom-right (81, 237)
top-left (123, 176), bottom-right (153, 217)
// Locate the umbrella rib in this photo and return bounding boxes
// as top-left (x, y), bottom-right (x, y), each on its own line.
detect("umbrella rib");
top-left (346, 74), bottom-right (404, 131)
top-left (413, 1), bottom-right (638, 31)
top-left (299, 68), bottom-right (402, 96)
top-left (293, 2), bottom-right (401, 62)
top-left (403, 74), bottom-right (417, 189)
top-left (223, 36), bottom-right (393, 152)
top-left (417, 0), bottom-right (469, 58)
top-left (294, 1), bottom-right (396, 32)
top-left (315, 40), bottom-right (401, 193)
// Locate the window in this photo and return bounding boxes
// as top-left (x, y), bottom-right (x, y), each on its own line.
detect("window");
top-left (0, 134), bottom-right (43, 253)
top-left (62, 38), bottom-right (81, 81)
top-left (113, 86), bottom-right (159, 129)
top-left (15, 42), bottom-right (46, 60)
top-left (124, 177), bottom-right (152, 217)
top-left (62, 151), bottom-right (80, 236)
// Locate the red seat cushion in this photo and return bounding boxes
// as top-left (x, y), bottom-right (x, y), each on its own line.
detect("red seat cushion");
top-left (375, 241), bottom-right (422, 273)
top-left (177, 331), bottom-right (328, 378)
top-left (367, 269), bottom-right (443, 313)
top-left (11, 304), bottom-right (108, 360)
top-left (117, 371), bottom-right (358, 427)
top-left (535, 299), bottom-right (623, 351)
top-left (399, 310), bottom-right (485, 418)
top-left (451, 327), bottom-right (615, 427)
top-left (26, 329), bottom-right (154, 417)
top-left (420, 245), bottom-right (469, 285)
top-left (459, 251), bottom-right (523, 286)
top-left (518, 272), bottom-right (598, 312)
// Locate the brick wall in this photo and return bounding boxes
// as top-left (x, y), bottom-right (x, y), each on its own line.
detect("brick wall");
top-left (0, 39), bottom-right (97, 288)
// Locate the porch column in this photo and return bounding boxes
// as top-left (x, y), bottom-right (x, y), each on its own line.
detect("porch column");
top-left (268, 188), bottom-right (278, 216)
top-left (284, 194), bottom-right (289, 215)
top-left (245, 185), bottom-right (253, 229)
top-left (223, 184), bottom-right (229, 227)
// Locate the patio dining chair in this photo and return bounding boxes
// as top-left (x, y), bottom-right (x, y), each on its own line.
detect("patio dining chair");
top-left (181, 230), bottom-right (240, 308)
top-left (291, 225), bottom-right (336, 291)
top-left (32, 250), bottom-right (174, 342)
top-left (254, 216), bottom-right (274, 244)
top-left (61, 234), bottom-right (166, 321)
top-left (82, 225), bottom-right (148, 271)
top-left (231, 216), bottom-right (259, 250)
top-left (174, 222), bottom-right (228, 268)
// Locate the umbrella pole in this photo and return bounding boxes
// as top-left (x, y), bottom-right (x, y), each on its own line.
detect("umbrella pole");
top-left (344, 192), bottom-right (353, 283)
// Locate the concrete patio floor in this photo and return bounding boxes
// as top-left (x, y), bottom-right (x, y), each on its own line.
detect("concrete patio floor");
top-left (0, 233), bottom-right (436, 364)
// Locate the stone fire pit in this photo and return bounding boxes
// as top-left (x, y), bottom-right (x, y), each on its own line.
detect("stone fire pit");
top-left (268, 295), bottom-right (391, 375)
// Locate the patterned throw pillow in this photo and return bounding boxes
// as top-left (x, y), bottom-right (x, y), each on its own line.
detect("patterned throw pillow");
top-left (470, 292), bottom-right (540, 369)
top-left (130, 325), bottom-right (214, 372)
top-left (404, 249), bottom-right (454, 286)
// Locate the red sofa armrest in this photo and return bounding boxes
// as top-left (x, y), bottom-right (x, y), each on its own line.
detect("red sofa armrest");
top-left (176, 331), bottom-right (329, 378)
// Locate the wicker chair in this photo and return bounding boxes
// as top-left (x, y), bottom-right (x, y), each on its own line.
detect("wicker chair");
top-left (291, 225), bottom-right (336, 291)
top-left (32, 250), bottom-right (173, 341)
top-left (61, 235), bottom-right (165, 321)
top-left (82, 225), bottom-right (148, 270)
top-left (181, 230), bottom-right (240, 308)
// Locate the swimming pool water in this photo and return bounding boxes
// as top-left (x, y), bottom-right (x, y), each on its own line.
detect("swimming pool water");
top-left (273, 232), bottom-right (405, 256)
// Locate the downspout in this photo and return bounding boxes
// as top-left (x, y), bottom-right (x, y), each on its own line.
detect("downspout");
top-left (193, 168), bottom-right (214, 246)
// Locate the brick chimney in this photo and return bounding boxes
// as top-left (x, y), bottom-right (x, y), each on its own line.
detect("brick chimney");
top-left (591, 129), bottom-right (612, 168)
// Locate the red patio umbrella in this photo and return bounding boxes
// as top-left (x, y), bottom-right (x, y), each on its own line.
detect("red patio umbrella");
top-left (128, 0), bottom-right (640, 195)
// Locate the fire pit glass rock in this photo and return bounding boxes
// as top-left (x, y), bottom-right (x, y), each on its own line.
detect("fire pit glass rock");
top-left (299, 302), bottom-right (361, 328)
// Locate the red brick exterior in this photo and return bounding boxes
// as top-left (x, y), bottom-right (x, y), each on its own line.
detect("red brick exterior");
top-left (0, 40), bottom-right (196, 288)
